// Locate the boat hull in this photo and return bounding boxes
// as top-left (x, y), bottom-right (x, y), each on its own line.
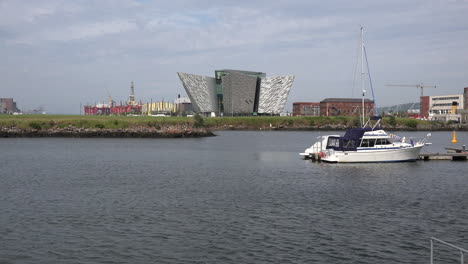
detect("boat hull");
top-left (322, 145), bottom-right (423, 163)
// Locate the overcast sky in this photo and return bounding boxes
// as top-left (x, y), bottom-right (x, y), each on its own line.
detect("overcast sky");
top-left (1, 0), bottom-right (467, 114)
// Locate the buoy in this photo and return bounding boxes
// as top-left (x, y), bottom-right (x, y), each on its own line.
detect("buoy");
top-left (451, 130), bottom-right (458, 144)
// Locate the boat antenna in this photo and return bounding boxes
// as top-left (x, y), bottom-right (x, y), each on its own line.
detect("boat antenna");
top-left (360, 27), bottom-right (366, 127)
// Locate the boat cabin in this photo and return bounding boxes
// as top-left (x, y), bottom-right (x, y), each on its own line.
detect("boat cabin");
top-left (325, 128), bottom-right (395, 151)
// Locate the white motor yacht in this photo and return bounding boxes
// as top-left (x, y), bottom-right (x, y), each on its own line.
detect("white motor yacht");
top-left (300, 124), bottom-right (430, 163)
top-left (299, 27), bottom-right (431, 163)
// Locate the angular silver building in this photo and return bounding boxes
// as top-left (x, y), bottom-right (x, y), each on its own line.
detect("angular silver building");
top-left (177, 70), bottom-right (294, 115)
top-left (258, 75), bottom-right (295, 114)
top-left (221, 71), bottom-right (258, 115)
top-left (177, 72), bottom-right (217, 113)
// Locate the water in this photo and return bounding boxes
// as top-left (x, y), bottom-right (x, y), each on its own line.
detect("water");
top-left (1, 131), bottom-right (467, 264)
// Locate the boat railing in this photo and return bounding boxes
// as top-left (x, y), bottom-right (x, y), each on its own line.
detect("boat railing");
top-left (430, 237), bottom-right (468, 264)
top-left (415, 133), bottom-right (432, 145)
top-left (399, 133), bottom-right (431, 146)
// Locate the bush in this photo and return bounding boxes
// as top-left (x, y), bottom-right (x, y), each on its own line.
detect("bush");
top-left (352, 117), bottom-right (361, 127)
top-left (404, 119), bottom-right (418, 128)
top-left (388, 116), bottom-right (397, 127)
top-left (29, 121), bottom-right (42, 130)
top-left (193, 113), bottom-right (205, 128)
top-left (95, 123), bottom-right (105, 129)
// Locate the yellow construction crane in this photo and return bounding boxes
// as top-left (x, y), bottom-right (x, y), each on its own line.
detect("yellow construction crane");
top-left (386, 83), bottom-right (436, 97)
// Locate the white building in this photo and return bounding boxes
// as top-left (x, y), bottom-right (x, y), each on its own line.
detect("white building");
top-left (428, 94), bottom-right (464, 122)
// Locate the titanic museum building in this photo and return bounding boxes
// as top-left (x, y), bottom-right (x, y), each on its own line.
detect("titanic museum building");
top-left (177, 69), bottom-right (294, 116)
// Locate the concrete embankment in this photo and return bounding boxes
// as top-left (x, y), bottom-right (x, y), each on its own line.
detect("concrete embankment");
top-left (0, 127), bottom-right (215, 138)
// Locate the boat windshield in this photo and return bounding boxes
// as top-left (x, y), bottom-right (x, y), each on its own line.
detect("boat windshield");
top-left (360, 139), bottom-right (375, 148)
top-left (360, 138), bottom-right (393, 147)
top-left (326, 137), bottom-right (340, 149)
top-left (376, 138), bottom-right (392, 145)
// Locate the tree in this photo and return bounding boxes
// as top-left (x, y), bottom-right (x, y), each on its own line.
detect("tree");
top-left (193, 113), bottom-right (205, 128)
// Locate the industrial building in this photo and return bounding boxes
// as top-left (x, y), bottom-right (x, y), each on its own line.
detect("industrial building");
top-left (84, 82), bottom-right (193, 116)
top-left (293, 102), bottom-right (320, 116)
top-left (320, 98), bottom-right (374, 117)
top-left (84, 82), bottom-right (142, 115)
top-left (141, 97), bottom-right (192, 116)
top-left (84, 104), bottom-right (142, 115)
top-left (292, 98), bottom-right (375, 117)
top-left (420, 87), bottom-right (468, 122)
top-left (177, 69), bottom-right (294, 116)
top-left (0, 98), bottom-right (20, 114)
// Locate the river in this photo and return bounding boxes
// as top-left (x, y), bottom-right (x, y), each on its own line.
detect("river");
top-left (1, 130), bottom-right (467, 263)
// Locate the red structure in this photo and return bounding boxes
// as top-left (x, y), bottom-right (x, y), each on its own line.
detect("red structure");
top-left (464, 87), bottom-right (468, 110)
top-left (0, 98), bottom-right (19, 113)
top-left (420, 96), bottom-right (430, 119)
top-left (320, 98), bottom-right (374, 117)
top-left (292, 102), bottom-right (320, 116)
top-left (407, 112), bottom-right (420, 118)
top-left (84, 105), bottom-right (142, 115)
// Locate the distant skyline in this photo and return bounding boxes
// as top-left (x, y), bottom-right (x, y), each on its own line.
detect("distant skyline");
top-left (1, 0), bottom-right (467, 114)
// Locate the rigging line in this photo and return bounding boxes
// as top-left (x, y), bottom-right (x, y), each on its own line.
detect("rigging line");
top-left (363, 46), bottom-right (378, 116)
top-left (351, 32), bottom-right (361, 98)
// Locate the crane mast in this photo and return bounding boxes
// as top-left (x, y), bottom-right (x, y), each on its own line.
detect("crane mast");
top-left (386, 83), bottom-right (436, 97)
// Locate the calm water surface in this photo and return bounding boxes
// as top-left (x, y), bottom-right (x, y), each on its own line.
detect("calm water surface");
top-left (1, 130), bottom-right (467, 264)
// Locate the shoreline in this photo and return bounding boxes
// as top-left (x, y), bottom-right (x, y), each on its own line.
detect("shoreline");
top-left (1, 125), bottom-right (465, 138)
top-left (209, 124), bottom-right (468, 132)
top-left (0, 127), bottom-right (215, 138)
top-left (1, 115), bottom-right (467, 138)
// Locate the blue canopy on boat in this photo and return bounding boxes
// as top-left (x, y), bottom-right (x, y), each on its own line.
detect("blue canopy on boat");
top-left (326, 128), bottom-right (373, 151)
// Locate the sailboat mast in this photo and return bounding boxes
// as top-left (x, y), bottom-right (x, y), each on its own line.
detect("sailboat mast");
top-left (360, 27), bottom-right (365, 127)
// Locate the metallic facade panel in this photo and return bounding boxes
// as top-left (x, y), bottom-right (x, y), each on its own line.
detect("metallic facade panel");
top-left (221, 72), bottom-right (258, 115)
top-left (177, 72), bottom-right (217, 113)
top-left (258, 75), bottom-right (295, 114)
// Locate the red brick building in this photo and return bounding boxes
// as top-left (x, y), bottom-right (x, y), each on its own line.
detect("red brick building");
top-left (292, 102), bottom-right (320, 116)
top-left (0, 98), bottom-right (20, 113)
top-left (420, 96), bottom-right (430, 119)
top-left (465, 87), bottom-right (468, 110)
top-left (320, 98), bottom-right (374, 117)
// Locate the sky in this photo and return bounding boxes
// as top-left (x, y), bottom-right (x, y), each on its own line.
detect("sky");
top-left (1, 0), bottom-right (467, 114)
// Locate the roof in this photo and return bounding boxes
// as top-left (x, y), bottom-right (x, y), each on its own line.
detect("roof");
top-left (321, 98), bottom-right (374, 103)
top-left (343, 128), bottom-right (373, 140)
top-left (293, 102), bottom-right (320, 105)
top-left (215, 69), bottom-right (265, 75)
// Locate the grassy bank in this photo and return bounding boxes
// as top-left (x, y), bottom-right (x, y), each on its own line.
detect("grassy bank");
top-left (0, 114), bottom-right (462, 131)
top-left (0, 115), bottom-right (193, 130)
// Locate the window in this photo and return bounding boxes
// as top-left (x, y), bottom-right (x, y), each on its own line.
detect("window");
top-left (432, 96), bottom-right (459, 101)
top-left (432, 103), bottom-right (453, 107)
top-left (343, 139), bottom-right (356, 149)
top-left (376, 138), bottom-right (392, 145)
top-left (326, 137), bottom-right (340, 149)
top-left (360, 139), bottom-right (375, 147)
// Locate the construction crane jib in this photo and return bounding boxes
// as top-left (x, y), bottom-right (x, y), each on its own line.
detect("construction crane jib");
top-left (386, 83), bottom-right (436, 97)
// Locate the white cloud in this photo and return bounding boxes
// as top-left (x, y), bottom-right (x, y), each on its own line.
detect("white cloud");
top-left (1, 0), bottom-right (468, 113)
top-left (7, 20), bottom-right (138, 44)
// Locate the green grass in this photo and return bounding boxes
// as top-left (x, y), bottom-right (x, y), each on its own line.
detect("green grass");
top-left (0, 115), bottom-right (193, 130)
top-left (0, 114), bottom-right (446, 130)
